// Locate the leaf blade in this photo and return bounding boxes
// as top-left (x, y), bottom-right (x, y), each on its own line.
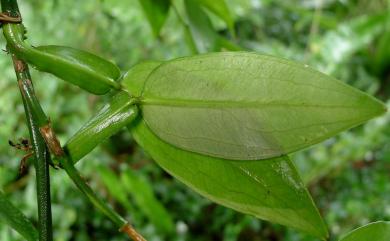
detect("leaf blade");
top-left (184, 0), bottom-right (219, 53)
top-left (139, 0), bottom-right (171, 37)
top-left (339, 221), bottom-right (390, 241)
top-left (194, 0), bottom-right (234, 34)
top-left (138, 52), bottom-right (386, 160)
top-left (129, 120), bottom-right (328, 238)
top-left (123, 61), bottom-right (162, 97)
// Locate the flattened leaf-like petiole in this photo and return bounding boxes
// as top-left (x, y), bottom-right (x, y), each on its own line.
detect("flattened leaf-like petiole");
top-left (64, 91), bottom-right (139, 163)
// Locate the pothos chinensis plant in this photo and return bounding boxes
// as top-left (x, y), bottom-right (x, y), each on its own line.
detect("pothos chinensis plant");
top-left (0, 0), bottom-right (388, 241)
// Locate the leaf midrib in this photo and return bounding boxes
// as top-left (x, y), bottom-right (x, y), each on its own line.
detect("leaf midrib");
top-left (140, 97), bottom-right (368, 109)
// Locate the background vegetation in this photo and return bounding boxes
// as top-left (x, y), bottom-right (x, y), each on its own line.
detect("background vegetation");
top-left (0, 0), bottom-right (389, 240)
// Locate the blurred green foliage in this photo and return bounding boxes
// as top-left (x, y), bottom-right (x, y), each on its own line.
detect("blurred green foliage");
top-left (0, 0), bottom-right (389, 240)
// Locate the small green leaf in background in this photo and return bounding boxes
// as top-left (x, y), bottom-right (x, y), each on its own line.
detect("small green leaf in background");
top-left (185, 0), bottom-right (219, 53)
top-left (339, 221), bottom-right (390, 241)
top-left (121, 168), bottom-right (175, 234)
top-left (183, 0), bottom-right (240, 53)
top-left (137, 52), bottom-right (386, 160)
top-left (139, 0), bottom-right (171, 37)
top-left (130, 120), bottom-right (328, 238)
top-left (371, 10), bottom-right (390, 76)
top-left (97, 166), bottom-right (134, 212)
top-left (0, 191), bottom-right (38, 241)
top-left (194, 0), bottom-right (234, 34)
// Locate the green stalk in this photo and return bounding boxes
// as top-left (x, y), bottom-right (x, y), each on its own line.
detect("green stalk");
top-left (1, 1), bottom-right (53, 240)
top-left (49, 100), bottom-right (144, 240)
top-left (38, 114), bottom-right (145, 240)
top-left (14, 58), bottom-right (53, 241)
top-left (60, 156), bottom-right (126, 227)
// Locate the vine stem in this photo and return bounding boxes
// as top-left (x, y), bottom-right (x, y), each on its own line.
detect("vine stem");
top-left (1, 2), bottom-right (146, 240)
top-left (1, 1), bottom-right (53, 241)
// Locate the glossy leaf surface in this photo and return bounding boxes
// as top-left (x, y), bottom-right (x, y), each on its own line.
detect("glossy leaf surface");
top-left (132, 52), bottom-right (385, 160)
top-left (139, 0), bottom-right (170, 36)
top-left (3, 24), bottom-right (121, 95)
top-left (339, 221), bottom-right (390, 241)
top-left (65, 91), bottom-right (138, 163)
top-left (0, 191), bottom-right (38, 241)
top-left (129, 120), bottom-right (328, 238)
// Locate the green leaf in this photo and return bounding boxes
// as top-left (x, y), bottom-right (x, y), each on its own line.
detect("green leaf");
top-left (371, 13), bottom-right (390, 76)
top-left (139, 0), bottom-right (171, 37)
top-left (0, 191), bottom-right (38, 241)
top-left (127, 52), bottom-right (386, 160)
top-left (123, 60), bottom-right (328, 237)
top-left (64, 91), bottom-right (138, 163)
top-left (129, 120), bottom-right (328, 238)
top-left (123, 61), bottom-right (163, 97)
top-left (97, 166), bottom-right (134, 212)
top-left (339, 221), bottom-right (390, 241)
top-left (184, 0), bottom-right (219, 53)
top-left (194, 0), bottom-right (234, 34)
top-left (34, 45), bottom-right (121, 94)
top-left (121, 169), bottom-right (175, 234)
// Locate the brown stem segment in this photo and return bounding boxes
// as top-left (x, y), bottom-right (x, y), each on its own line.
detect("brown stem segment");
top-left (39, 122), bottom-right (64, 157)
top-left (120, 223), bottom-right (147, 241)
top-left (0, 12), bottom-right (21, 22)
